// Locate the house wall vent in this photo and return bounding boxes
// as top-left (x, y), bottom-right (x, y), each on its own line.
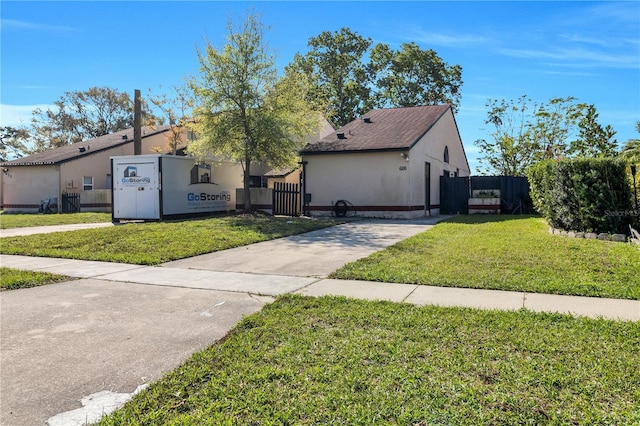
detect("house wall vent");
top-left (337, 132), bottom-right (346, 139)
top-left (122, 135), bottom-right (128, 140)
top-left (363, 117), bottom-right (372, 123)
top-left (78, 147), bottom-right (86, 153)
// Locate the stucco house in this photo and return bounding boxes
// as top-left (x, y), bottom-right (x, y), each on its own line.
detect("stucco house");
top-left (0, 125), bottom-right (188, 212)
top-left (300, 105), bottom-right (470, 218)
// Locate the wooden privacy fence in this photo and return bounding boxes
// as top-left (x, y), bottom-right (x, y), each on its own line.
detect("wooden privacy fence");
top-left (440, 176), bottom-right (533, 215)
top-left (272, 182), bottom-right (300, 216)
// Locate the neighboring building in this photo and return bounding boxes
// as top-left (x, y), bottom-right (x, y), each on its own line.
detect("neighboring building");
top-left (300, 105), bottom-right (470, 218)
top-left (0, 126), bottom-right (190, 212)
top-left (264, 167), bottom-right (301, 189)
top-left (263, 116), bottom-right (335, 189)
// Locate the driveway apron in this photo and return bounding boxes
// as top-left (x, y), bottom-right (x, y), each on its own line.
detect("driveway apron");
top-left (0, 279), bottom-right (271, 426)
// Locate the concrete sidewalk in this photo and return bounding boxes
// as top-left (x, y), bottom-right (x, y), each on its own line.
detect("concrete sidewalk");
top-left (2, 253), bottom-right (638, 321)
top-left (0, 222), bottom-right (114, 238)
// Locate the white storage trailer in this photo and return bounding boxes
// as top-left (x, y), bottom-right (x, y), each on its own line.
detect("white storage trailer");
top-left (111, 154), bottom-right (243, 221)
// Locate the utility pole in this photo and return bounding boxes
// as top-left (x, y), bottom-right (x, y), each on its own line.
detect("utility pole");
top-left (134, 89), bottom-right (142, 155)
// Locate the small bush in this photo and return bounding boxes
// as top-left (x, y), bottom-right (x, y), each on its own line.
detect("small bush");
top-left (528, 158), bottom-right (634, 234)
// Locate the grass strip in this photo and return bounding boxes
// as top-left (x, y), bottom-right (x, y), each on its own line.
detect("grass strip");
top-left (0, 215), bottom-right (338, 265)
top-left (0, 212), bottom-right (112, 229)
top-left (98, 295), bottom-right (640, 425)
top-left (0, 267), bottom-right (69, 291)
top-left (330, 215), bottom-right (640, 300)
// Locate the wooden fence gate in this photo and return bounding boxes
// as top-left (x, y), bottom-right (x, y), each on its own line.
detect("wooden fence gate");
top-left (440, 176), bottom-right (470, 214)
top-left (61, 192), bottom-right (80, 213)
top-left (272, 182), bottom-right (300, 216)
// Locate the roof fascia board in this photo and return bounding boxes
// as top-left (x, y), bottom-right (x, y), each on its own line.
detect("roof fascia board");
top-left (300, 147), bottom-right (408, 156)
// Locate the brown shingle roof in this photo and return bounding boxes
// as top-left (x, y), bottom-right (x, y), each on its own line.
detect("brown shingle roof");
top-left (1, 126), bottom-right (170, 166)
top-left (300, 105), bottom-right (451, 154)
top-left (264, 167), bottom-right (298, 177)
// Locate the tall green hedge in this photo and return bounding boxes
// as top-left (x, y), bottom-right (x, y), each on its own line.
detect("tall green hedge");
top-left (528, 158), bottom-right (634, 234)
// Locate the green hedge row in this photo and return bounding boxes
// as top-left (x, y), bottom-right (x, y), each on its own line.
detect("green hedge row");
top-left (528, 158), bottom-right (635, 234)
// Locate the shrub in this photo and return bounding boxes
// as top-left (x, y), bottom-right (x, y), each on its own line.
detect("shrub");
top-left (528, 158), bottom-right (634, 234)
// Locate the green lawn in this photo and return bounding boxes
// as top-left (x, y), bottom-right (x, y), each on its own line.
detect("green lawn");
top-left (98, 295), bottom-right (640, 425)
top-left (0, 212), bottom-right (112, 229)
top-left (331, 215), bottom-right (640, 300)
top-left (0, 267), bottom-right (69, 291)
top-left (0, 215), bottom-right (338, 265)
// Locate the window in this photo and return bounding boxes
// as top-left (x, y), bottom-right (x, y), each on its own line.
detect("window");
top-left (83, 176), bottom-right (94, 191)
top-left (249, 175), bottom-right (266, 188)
top-left (444, 146), bottom-right (450, 163)
top-left (190, 163), bottom-right (212, 184)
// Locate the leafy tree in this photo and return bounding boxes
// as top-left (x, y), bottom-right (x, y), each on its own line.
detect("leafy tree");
top-left (473, 96), bottom-right (539, 176)
top-left (148, 85), bottom-right (193, 154)
top-left (370, 42), bottom-right (462, 111)
top-left (189, 13), bottom-right (319, 212)
top-left (288, 28), bottom-right (373, 127)
top-left (476, 96), bottom-right (619, 175)
top-left (0, 126), bottom-right (30, 161)
top-left (290, 28), bottom-right (463, 127)
top-left (529, 97), bottom-right (585, 160)
top-left (620, 121), bottom-right (640, 199)
top-left (620, 121), bottom-right (640, 163)
top-left (29, 87), bottom-right (140, 150)
top-left (571, 104), bottom-right (617, 157)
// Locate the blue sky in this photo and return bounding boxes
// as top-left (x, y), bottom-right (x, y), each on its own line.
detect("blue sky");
top-left (1, 1), bottom-right (639, 172)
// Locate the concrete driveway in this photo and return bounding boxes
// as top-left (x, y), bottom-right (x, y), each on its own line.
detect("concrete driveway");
top-left (163, 219), bottom-right (441, 277)
top-left (0, 279), bottom-right (271, 426)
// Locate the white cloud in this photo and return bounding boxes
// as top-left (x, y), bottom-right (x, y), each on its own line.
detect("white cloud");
top-left (559, 33), bottom-right (612, 48)
top-left (1, 19), bottom-right (79, 33)
top-left (0, 104), bottom-right (54, 127)
top-left (537, 69), bottom-right (597, 77)
top-left (498, 46), bottom-right (639, 69)
top-left (588, 2), bottom-right (640, 25)
top-left (402, 25), bottom-right (490, 48)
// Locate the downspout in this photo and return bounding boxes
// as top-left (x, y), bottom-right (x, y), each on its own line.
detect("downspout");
top-left (407, 154), bottom-right (412, 215)
top-left (299, 160), bottom-right (307, 216)
top-left (57, 164), bottom-right (62, 214)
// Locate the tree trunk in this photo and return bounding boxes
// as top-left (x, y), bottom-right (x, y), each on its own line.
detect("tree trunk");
top-left (243, 156), bottom-right (252, 213)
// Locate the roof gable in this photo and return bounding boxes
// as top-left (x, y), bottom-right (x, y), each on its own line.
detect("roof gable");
top-left (301, 105), bottom-right (451, 154)
top-left (1, 126), bottom-right (170, 167)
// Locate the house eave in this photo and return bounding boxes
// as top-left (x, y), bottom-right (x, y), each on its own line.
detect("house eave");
top-left (1, 161), bottom-right (56, 167)
top-left (300, 147), bottom-right (410, 156)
